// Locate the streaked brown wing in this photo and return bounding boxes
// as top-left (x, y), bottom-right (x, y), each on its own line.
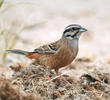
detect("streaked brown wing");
top-left (34, 41), bottom-right (61, 55)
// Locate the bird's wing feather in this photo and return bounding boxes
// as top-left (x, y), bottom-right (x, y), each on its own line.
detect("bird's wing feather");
top-left (34, 41), bottom-right (61, 55)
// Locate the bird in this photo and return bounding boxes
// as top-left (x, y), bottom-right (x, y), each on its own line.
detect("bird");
top-left (7, 24), bottom-right (87, 82)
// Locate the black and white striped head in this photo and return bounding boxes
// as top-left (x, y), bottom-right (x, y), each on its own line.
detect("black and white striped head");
top-left (63, 24), bottom-right (87, 40)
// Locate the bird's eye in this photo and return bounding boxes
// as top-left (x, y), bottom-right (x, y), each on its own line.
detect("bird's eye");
top-left (72, 28), bottom-right (75, 30)
top-left (72, 27), bottom-right (79, 30)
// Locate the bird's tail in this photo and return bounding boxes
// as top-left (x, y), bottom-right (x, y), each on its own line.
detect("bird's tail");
top-left (6, 49), bottom-right (30, 56)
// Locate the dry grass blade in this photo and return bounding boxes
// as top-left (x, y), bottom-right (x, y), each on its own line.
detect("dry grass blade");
top-left (0, 0), bottom-right (4, 8)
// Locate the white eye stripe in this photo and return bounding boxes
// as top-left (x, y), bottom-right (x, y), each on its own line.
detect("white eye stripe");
top-left (64, 32), bottom-right (72, 36)
top-left (64, 30), bottom-right (78, 36)
top-left (66, 36), bottom-right (73, 40)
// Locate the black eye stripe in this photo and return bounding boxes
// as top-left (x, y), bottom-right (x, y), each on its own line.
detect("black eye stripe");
top-left (64, 27), bottom-right (79, 33)
top-left (66, 34), bottom-right (71, 37)
top-left (64, 29), bottom-right (71, 33)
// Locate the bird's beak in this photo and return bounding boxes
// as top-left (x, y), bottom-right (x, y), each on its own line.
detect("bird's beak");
top-left (79, 27), bottom-right (87, 32)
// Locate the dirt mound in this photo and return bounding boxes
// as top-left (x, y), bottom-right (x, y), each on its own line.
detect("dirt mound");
top-left (9, 60), bottom-right (110, 100)
top-left (0, 76), bottom-right (41, 100)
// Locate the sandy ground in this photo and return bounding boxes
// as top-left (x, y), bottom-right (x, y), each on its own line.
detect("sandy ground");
top-left (0, 0), bottom-right (110, 100)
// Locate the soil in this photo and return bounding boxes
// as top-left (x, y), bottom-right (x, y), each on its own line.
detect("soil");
top-left (0, 57), bottom-right (110, 100)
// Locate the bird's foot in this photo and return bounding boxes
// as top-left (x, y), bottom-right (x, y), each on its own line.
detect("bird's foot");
top-left (56, 72), bottom-right (69, 83)
top-left (45, 76), bottom-right (53, 84)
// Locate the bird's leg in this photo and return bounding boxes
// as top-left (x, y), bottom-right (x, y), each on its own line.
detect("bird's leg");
top-left (45, 67), bottom-right (53, 84)
top-left (56, 71), bottom-right (68, 83)
top-left (46, 76), bottom-right (53, 84)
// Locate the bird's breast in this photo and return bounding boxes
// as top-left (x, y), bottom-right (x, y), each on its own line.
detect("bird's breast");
top-left (48, 46), bottom-right (78, 70)
top-left (32, 45), bottom-right (78, 71)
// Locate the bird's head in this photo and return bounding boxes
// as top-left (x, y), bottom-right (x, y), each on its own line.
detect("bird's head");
top-left (63, 24), bottom-right (87, 40)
